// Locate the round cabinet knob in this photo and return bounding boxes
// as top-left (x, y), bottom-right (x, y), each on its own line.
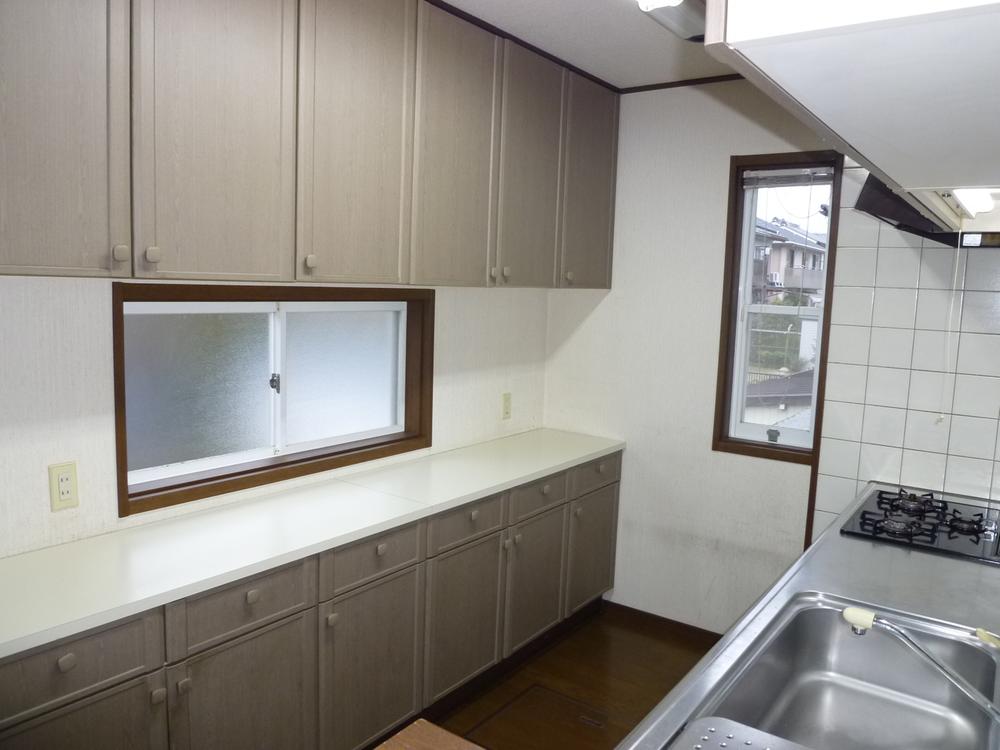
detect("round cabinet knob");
top-left (326, 613), bottom-right (339, 628)
top-left (112, 244), bottom-right (130, 263)
top-left (490, 267), bottom-right (499, 280)
top-left (245, 589), bottom-right (260, 605)
top-left (469, 509), bottom-right (479, 522)
top-left (150, 687), bottom-right (167, 706)
top-left (541, 484), bottom-right (551, 496)
top-left (502, 266), bottom-right (511, 280)
top-left (145, 246), bottom-right (162, 264)
top-left (503, 539), bottom-right (512, 550)
top-left (574, 506), bottom-right (583, 518)
top-left (304, 254), bottom-right (319, 270)
top-left (176, 678), bottom-right (193, 696)
top-left (565, 271), bottom-right (575, 284)
top-left (57, 653), bottom-right (77, 673)
top-left (514, 533), bottom-right (523, 545)
top-left (597, 463), bottom-right (607, 475)
top-left (375, 542), bottom-right (388, 557)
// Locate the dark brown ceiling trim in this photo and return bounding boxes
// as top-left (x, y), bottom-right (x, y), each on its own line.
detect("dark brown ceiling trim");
top-left (619, 73), bottom-right (743, 95)
top-left (422, 0), bottom-right (622, 94)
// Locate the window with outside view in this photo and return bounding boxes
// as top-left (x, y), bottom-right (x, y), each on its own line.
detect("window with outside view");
top-left (715, 152), bottom-right (842, 460)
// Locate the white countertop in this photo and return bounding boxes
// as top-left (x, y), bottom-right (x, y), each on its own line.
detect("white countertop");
top-left (0, 428), bottom-right (624, 660)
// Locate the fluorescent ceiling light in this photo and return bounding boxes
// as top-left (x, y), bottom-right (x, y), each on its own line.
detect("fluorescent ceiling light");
top-left (953, 188), bottom-right (996, 217)
top-left (637, 0), bottom-right (685, 10)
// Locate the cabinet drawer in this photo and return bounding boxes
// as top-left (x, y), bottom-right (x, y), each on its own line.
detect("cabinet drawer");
top-left (427, 494), bottom-right (505, 556)
top-left (165, 558), bottom-right (317, 662)
top-left (0, 609), bottom-right (164, 731)
top-left (508, 472), bottom-right (568, 523)
top-left (569, 452), bottom-right (621, 498)
top-left (320, 523), bottom-right (424, 601)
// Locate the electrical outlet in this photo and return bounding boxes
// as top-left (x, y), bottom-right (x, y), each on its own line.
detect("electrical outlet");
top-left (48, 462), bottom-right (79, 511)
top-left (502, 392), bottom-right (512, 420)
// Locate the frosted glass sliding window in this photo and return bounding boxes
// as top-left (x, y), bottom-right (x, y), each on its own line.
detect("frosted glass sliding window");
top-left (123, 300), bottom-right (407, 487)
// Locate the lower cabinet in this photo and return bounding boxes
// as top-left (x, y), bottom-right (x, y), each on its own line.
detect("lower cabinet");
top-left (166, 609), bottom-right (318, 750)
top-left (503, 505), bottom-right (568, 656)
top-left (565, 483), bottom-right (620, 616)
top-left (0, 670), bottom-right (168, 750)
top-left (320, 565), bottom-right (424, 750)
top-left (424, 531), bottom-right (505, 703)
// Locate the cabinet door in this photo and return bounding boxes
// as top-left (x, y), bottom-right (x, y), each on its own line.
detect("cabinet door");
top-left (410, 2), bottom-right (502, 286)
top-left (559, 73), bottom-right (619, 289)
top-left (320, 565), bottom-right (424, 750)
top-left (565, 483), bottom-right (620, 617)
top-left (0, 0), bottom-right (130, 277)
top-left (503, 505), bottom-right (567, 657)
top-left (494, 42), bottom-right (564, 288)
top-left (0, 671), bottom-right (167, 750)
top-left (297, 0), bottom-right (417, 283)
top-left (132, 0), bottom-right (297, 280)
top-left (167, 610), bottom-right (317, 750)
top-left (425, 532), bottom-right (504, 703)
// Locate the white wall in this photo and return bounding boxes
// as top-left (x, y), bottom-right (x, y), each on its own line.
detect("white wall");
top-left (812, 166), bottom-right (1000, 538)
top-left (544, 81), bottom-right (823, 633)
top-left (0, 278), bottom-right (547, 558)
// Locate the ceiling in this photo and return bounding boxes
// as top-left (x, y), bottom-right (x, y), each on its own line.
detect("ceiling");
top-left (441, 0), bottom-right (733, 89)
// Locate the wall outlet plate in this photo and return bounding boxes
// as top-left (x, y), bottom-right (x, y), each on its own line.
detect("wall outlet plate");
top-left (48, 461), bottom-right (79, 511)
top-left (502, 392), bottom-right (512, 420)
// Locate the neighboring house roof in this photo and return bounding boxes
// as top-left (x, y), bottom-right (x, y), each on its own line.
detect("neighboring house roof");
top-left (745, 368), bottom-right (815, 404)
top-left (755, 217), bottom-right (827, 252)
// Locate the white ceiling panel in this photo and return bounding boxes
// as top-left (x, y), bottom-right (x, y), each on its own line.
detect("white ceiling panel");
top-left (440, 0), bottom-right (732, 89)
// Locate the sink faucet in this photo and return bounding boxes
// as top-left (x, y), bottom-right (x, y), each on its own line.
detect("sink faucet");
top-left (843, 607), bottom-right (1000, 725)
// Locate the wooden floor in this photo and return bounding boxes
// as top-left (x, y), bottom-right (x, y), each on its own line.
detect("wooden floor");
top-left (438, 603), bottom-right (719, 750)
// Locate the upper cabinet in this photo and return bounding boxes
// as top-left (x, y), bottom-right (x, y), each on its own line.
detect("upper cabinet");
top-left (558, 74), bottom-right (618, 289)
top-left (132, 0), bottom-right (297, 280)
top-left (0, 0), bottom-right (131, 277)
top-left (493, 43), bottom-right (566, 288)
top-left (297, 0), bottom-right (417, 283)
top-left (409, 3), bottom-right (502, 287)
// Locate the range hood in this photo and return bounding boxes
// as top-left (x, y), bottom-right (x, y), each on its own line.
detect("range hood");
top-left (703, 1), bottom-right (1000, 236)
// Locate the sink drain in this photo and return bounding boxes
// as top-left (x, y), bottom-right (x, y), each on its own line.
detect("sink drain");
top-left (670, 717), bottom-right (812, 749)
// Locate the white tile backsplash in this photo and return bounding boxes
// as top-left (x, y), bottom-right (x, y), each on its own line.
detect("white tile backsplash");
top-left (818, 183), bottom-right (1000, 500)
top-left (830, 287), bottom-right (875, 326)
top-left (868, 327), bottom-right (913, 369)
top-left (915, 289), bottom-right (963, 331)
top-left (872, 287), bottom-right (917, 328)
top-left (875, 246), bottom-right (921, 287)
top-left (944, 455), bottom-right (994, 497)
top-left (811, 510), bottom-right (840, 543)
top-left (965, 249), bottom-right (1000, 292)
top-left (919, 247), bottom-right (966, 290)
top-left (835, 248), bottom-right (877, 287)
top-left (865, 367), bottom-right (909, 408)
top-left (825, 363), bottom-right (868, 403)
top-left (861, 405), bottom-right (906, 447)
top-left (948, 415), bottom-right (998, 461)
top-left (816, 474), bottom-right (860, 514)
top-left (828, 325), bottom-right (871, 365)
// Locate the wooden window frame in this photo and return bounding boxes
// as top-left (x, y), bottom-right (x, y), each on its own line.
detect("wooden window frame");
top-left (712, 150), bottom-right (844, 466)
top-left (113, 283), bottom-right (434, 517)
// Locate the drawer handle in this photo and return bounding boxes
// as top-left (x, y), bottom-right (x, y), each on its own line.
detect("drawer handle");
top-left (177, 678), bottom-right (193, 696)
top-left (503, 539), bottom-right (512, 550)
top-left (245, 589), bottom-right (260, 605)
top-left (375, 542), bottom-right (388, 557)
top-left (514, 533), bottom-right (523, 545)
top-left (326, 613), bottom-right (339, 628)
top-left (56, 653), bottom-right (77, 673)
top-left (574, 506), bottom-right (583, 518)
top-left (597, 463), bottom-right (607, 474)
top-left (150, 688), bottom-right (167, 706)
top-left (469, 509), bottom-right (479, 522)
top-left (541, 484), bottom-right (551, 496)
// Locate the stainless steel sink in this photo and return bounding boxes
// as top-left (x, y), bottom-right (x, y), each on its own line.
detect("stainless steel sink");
top-left (688, 593), bottom-right (1000, 750)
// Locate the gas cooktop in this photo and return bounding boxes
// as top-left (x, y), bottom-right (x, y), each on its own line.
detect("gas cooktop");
top-left (841, 486), bottom-right (1000, 566)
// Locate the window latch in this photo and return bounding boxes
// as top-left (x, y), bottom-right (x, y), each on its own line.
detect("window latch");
top-left (269, 373), bottom-right (280, 394)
